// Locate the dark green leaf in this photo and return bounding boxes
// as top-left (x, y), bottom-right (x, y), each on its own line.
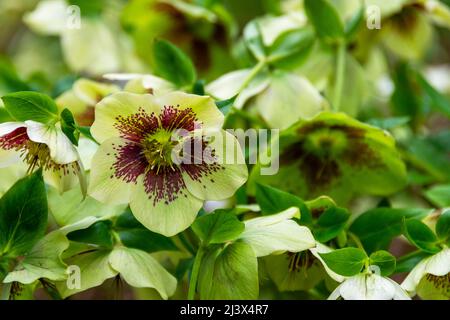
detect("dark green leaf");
top-left (350, 208), bottom-right (431, 253)
top-left (314, 207), bottom-right (350, 242)
top-left (436, 209), bottom-right (450, 241)
top-left (67, 221), bottom-right (114, 248)
top-left (255, 184), bottom-right (311, 223)
top-left (0, 170), bottom-right (48, 258)
top-left (369, 250), bottom-right (396, 276)
top-left (395, 251), bottom-right (430, 274)
top-left (153, 40), bottom-right (196, 87)
top-left (118, 229), bottom-right (178, 253)
top-left (77, 126), bottom-right (97, 144)
top-left (403, 219), bottom-right (440, 253)
top-left (215, 96), bottom-right (236, 115)
top-left (192, 210), bottom-right (245, 245)
top-left (304, 0), bottom-right (344, 41)
top-left (2, 91), bottom-right (58, 123)
top-left (319, 248), bottom-right (368, 277)
top-left (60, 108), bottom-right (79, 146)
top-left (68, 0), bottom-right (105, 17)
top-left (192, 80), bottom-right (205, 96)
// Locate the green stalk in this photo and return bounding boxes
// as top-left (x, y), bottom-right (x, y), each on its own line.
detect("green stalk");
top-left (237, 60), bottom-right (267, 93)
top-left (332, 42), bottom-right (346, 112)
top-left (187, 246), bottom-right (205, 300)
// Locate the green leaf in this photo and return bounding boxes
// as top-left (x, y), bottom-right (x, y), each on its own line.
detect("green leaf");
top-left (345, 5), bottom-right (365, 40)
top-left (395, 251), bottom-right (430, 274)
top-left (109, 247), bottom-right (177, 300)
top-left (366, 117), bottom-right (410, 130)
top-left (314, 206), bottom-right (350, 242)
top-left (153, 40), bottom-right (196, 87)
top-left (319, 248), bottom-right (368, 277)
top-left (118, 229), bottom-right (178, 253)
top-left (77, 126), bottom-right (97, 143)
top-left (0, 170), bottom-right (48, 258)
top-left (369, 250), bottom-right (396, 276)
top-left (268, 27), bottom-right (315, 69)
top-left (198, 241), bottom-right (258, 299)
top-left (350, 208), bottom-right (431, 253)
top-left (424, 184), bottom-right (450, 207)
top-left (403, 219), bottom-right (440, 253)
top-left (436, 209), bottom-right (450, 241)
top-left (416, 71), bottom-right (450, 118)
top-left (60, 108), bottom-right (79, 146)
top-left (243, 20), bottom-right (266, 61)
top-left (255, 184), bottom-right (311, 223)
top-left (1, 91), bottom-right (58, 123)
top-left (4, 231), bottom-right (69, 284)
top-left (67, 220), bottom-right (114, 248)
top-left (68, 0), bottom-right (105, 17)
top-left (0, 108), bottom-right (13, 122)
top-left (0, 58), bottom-right (30, 93)
top-left (391, 64), bottom-right (421, 125)
top-left (304, 0), bottom-right (345, 41)
top-left (192, 80), bottom-right (205, 96)
top-left (215, 96), bottom-right (236, 115)
top-left (192, 210), bottom-right (245, 245)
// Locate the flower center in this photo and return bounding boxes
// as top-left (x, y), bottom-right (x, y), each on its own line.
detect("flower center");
top-left (287, 251), bottom-right (315, 272)
top-left (142, 129), bottom-right (180, 173)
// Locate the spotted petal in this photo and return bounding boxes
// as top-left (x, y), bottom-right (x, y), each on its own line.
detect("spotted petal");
top-left (155, 92), bottom-right (224, 130)
top-left (88, 137), bottom-right (135, 205)
top-left (130, 174), bottom-right (203, 237)
top-left (182, 129), bottom-right (248, 201)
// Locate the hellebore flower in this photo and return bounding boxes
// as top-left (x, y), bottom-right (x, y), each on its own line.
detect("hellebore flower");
top-left (328, 271), bottom-right (410, 300)
top-left (0, 120), bottom-right (84, 193)
top-left (88, 92), bottom-right (248, 236)
top-left (401, 247), bottom-right (450, 300)
top-left (250, 112), bottom-right (407, 204)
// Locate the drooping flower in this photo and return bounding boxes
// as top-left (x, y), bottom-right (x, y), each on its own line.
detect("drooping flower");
top-left (328, 272), bottom-right (410, 300)
top-left (401, 247), bottom-right (450, 300)
top-left (88, 92), bottom-right (248, 236)
top-left (0, 120), bottom-right (84, 193)
top-left (250, 112), bottom-right (407, 204)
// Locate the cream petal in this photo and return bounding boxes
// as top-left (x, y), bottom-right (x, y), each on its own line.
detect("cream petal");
top-left (338, 274), bottom-right (368, 300)
top-left (155, 92), bottom-right (224, 129)
top-left (130, 175), bottom-right (203, 237)
top-left (25, 120), bottom-right (78, 164)
top-left (0, 122), bottom-right (26, 136)
top-left (426, 248), bottom-right (450, 276)
top-left (87, 137), bottom-right (134, 205)
top-left (23, 0), bottom-right (67, 36)
top-left (90, 92), bottom-right (160, 143)
top-left (401, 258), bottom-right (429, 292)
top-left (239, 207), bottom-right (315, 257)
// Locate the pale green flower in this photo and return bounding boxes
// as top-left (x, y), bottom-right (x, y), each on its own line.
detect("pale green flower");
top-left (401, 247), bottom-right (450, 300)
top-left (88, 92), bottom-right (248, 236)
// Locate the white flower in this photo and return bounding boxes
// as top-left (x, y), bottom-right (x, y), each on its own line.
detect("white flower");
top-left (329, 272), bottom-right (410, 300)
top-left (0, 120), bottom-right (84, 193)
top-left (401, 247), bottom-right (450, 299)
top-left (239, 207), bottom-right (345, 285)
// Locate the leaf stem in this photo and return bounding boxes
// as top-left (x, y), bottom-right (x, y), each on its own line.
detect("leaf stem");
top-left (332, 41), bottom-right (346, 111)
top-left (188, 245), bottom-right (205, 300)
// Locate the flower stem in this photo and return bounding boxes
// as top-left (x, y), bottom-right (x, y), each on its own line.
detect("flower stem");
top-left (237, 60), bottom-right (267, 93)
top-left (188, 245), bottom-right (205, 300)
top-left (332, 41), bottom-right (346, 112)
